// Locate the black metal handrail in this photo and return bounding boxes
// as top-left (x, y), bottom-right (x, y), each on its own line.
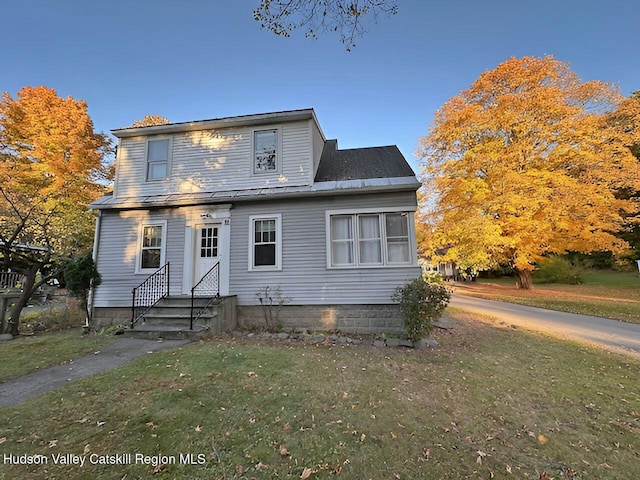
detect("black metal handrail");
top-left (190, 262), bottom-right (220, 330)
top-left (131, 262), bottom-right (170, 329)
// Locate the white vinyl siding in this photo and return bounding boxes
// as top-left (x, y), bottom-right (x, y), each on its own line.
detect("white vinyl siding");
top-left (327, 211), bottom-right (413, 268)
top-left (229, 192), bottom-right (421, 306)
top-left (93, 211), bottom-right (185, 307)
top-left (92, 194), bottom-right (420, 309)
top-left (311, 118), bottom-right (325, 175)
top-left (114, 121), bottom-right (312, 199)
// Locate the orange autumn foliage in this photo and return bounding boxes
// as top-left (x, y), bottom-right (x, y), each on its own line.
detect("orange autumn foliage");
top-left (418, 56), bottom-right (640, 288)
top-left (0, 85), bottom-right (110, 201)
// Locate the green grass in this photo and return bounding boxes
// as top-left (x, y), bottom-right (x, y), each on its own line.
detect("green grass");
top-left (1, 313), bottom-right (639, 479)
top-left (465, 269), bottom-right (640, 323)
top-left (581, 269), bottom-right (640, 287)
top-left (0, 329), bottom-right (114, 383)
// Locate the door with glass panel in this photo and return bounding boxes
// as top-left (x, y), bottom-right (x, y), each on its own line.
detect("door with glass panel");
top-left (193, 224), bottom-right (220, 293)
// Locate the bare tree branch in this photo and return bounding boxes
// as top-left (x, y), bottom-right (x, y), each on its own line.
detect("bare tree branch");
top-left (253, 0), bottom-right (398, 50)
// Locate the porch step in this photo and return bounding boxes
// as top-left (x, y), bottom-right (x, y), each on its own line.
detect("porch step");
top-left (123, 325), bottom-right (208, 341)
top-left (139, 314), bottom-right (214, 327)
top-left (129, 295), bottom-right (235, 340)
top-left (140, 295), bottom-right (218, 325)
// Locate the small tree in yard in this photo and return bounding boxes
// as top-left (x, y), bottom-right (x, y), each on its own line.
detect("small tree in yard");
top-left (64, 253), bottom-right (101, 325)
top-left (392, 277), bottom-right (451, 342)
top-left (256, 285), bottom-right (291, 332)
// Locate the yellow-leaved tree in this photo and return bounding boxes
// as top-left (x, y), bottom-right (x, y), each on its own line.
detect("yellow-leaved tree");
top-left (418, 56), bottom-right (640, 289)
top-left (0, 86), bottom-right (112, 334)
top-left (131, 114), bottom-right (170, 127)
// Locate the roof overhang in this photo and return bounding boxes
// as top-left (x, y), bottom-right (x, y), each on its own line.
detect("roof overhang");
top-left (89, 176), bottom-right (421, 211)
top-left (112, 108), bottom-right (322, 139)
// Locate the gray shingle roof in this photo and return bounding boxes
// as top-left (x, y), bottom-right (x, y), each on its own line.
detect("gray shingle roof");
top-left (314, 140), bottom-right (416, 182)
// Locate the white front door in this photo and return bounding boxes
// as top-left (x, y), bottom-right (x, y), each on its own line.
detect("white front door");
top-left (193, 223), bottom-right (220, 293)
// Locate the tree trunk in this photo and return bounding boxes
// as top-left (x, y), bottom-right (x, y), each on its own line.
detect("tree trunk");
top-left (516, 269), bottom-right (534, 290)
top-left (7, 266), bottom-right (38, 336)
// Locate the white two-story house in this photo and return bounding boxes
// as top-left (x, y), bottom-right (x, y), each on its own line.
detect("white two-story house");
top-left (90, 109), bottom-right (421, 334)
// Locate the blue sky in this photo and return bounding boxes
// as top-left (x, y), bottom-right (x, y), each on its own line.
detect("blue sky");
top-left (1, 0), bottom-right (638, 173)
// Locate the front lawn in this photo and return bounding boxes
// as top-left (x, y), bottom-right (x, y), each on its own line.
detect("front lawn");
top-left (1, 313), bottom-right (639, 479)
top-left (0, 329), bottom-right (114, 383)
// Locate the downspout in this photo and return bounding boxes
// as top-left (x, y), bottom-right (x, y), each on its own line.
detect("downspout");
top-left (86, 209), bottom-right (102, 330)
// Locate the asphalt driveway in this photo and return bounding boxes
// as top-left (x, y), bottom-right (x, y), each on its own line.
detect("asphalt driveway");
top-left (450, 293), bottom-right (640, 357)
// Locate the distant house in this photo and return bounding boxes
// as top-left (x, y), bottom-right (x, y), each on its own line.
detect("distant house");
top-left (90, 109), bottom-right (421, 334)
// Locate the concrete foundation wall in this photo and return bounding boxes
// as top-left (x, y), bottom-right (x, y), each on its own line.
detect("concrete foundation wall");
top-left (237, 304), bottom-right (403, 334)
top-left (216, 295), bottom-right (237, 332)
top-left (92, 307), bottom-right (130, 328)
top-left (93, 302), bottom-right (402, 335)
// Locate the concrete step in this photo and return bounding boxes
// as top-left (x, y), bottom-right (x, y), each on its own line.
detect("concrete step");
top-left (155, 296), bottom-right (217, 308)
top-left (144, 307), bottom-right (213, 318)
top-left (141, 295), bottom-right (219, 325)
top-left (129, 295), bottom-right (235, 340)
top-left (141, 317), bottom-right (192, 327)
top-left (123, 325), bottom-right (208, 341)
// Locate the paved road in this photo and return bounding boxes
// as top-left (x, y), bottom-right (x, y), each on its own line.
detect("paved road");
top-left (450, 293), bottom-right (640, 357)
top-left (0, 338), bottom-right (189, 408)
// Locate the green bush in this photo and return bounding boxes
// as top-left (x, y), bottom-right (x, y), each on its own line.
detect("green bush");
top-left (533, 256), bottom-right (585, 284)
top-left (392, 277), bottom-right (451, 342)
top-left (64, 252), bottom-right (101, 322)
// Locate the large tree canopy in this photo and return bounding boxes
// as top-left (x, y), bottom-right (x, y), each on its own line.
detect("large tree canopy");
top-left (418, 56), bottom-right (640, 288)
top-left (0, 86), bottom-right (112, 334)
top-left (253, 0), bottom-right (398, 50)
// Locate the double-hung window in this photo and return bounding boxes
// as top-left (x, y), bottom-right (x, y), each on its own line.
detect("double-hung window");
top-left (330, 215), bottom-right (355, 266)
top-left (328, 211), bottom-right (413, 267)
top-left (358, 215), bottom-right (383, 265)
top-left (253, 129), bottom-right (278, 174)
top-left (385, 213), bottom-right (411, 264)
top-left (146, 138), bottom-right (170, 181)
top-left (137, 222), bottom-right (167, 273)
top-left (249, 214), bottom-right (282, 270)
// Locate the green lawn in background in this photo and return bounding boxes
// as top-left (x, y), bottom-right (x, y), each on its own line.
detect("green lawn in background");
top-left (465, 269), bottom-right (640, 323)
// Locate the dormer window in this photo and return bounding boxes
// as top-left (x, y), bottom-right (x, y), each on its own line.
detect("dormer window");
top-left (253, 129), bottom-right (278, 174)
top-left (146, 138), bottom-right (170, 181)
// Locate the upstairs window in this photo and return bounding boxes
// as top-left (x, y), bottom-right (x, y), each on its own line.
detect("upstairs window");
top-left (253, 129), bottom-right (278, 173)
top-left (146, 138), bottom-right (170, 181)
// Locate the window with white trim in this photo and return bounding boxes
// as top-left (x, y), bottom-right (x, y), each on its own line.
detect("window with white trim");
top-left (253, 129), bottom-right (278, 173)
top-left (328, 212), bottom-right (412, 267)
top-left (385, 213), bottom-right (411, 264)
top-left (138, 222), bottom-right (166, 272)
top-left (358, 215), bottom-right (383, 265)
top-left (249, 214), bottom-right (282, 270)
top-left (146, 138), bottom-right (170, 181)
top-left (330, 215), bottom-right (354, 266)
